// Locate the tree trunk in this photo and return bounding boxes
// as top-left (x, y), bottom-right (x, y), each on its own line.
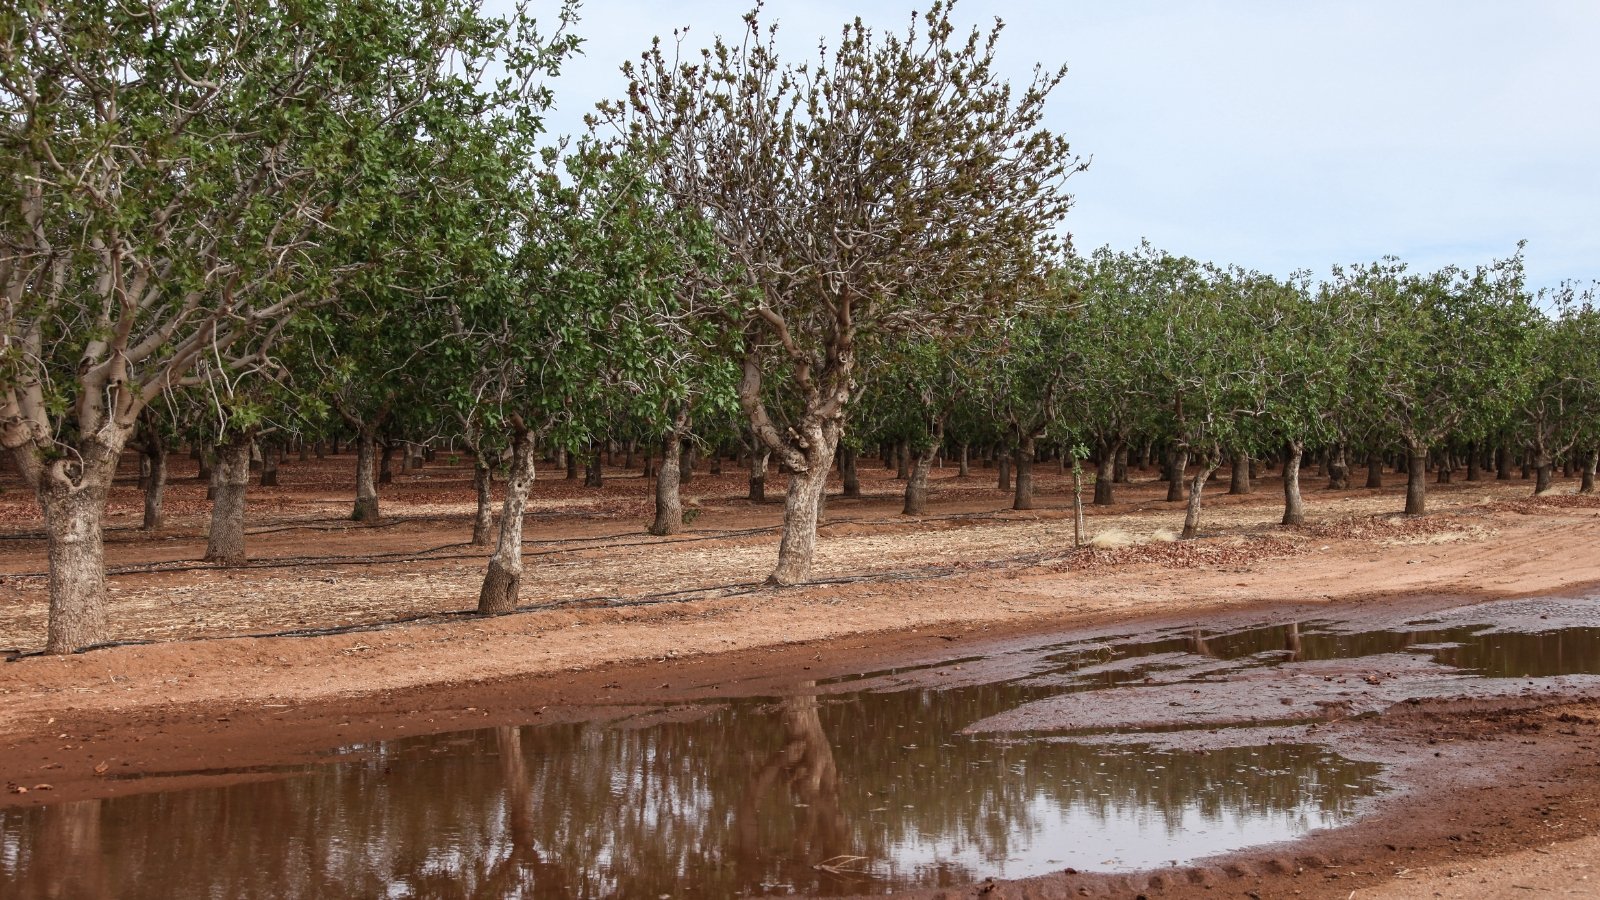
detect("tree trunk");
top-left (1326, 443), bottom-right (1348, 490)
top-left (1181, 453), bottom-right (1221, 539)
top-left (299, 438), bottom-right (310, 462)
top-left (997, 454), bottom-right (1011, 491)
top-left (379, 439), bottom-right (395, 485)
top-left (1405, 443), bottom-right (1428, 515)
top-left (259, 440), bottom-right (280, 487)
top-left (1229, 449), bottom-right (1251, 495)
top-left (840, 446), bottom-right (861, 499)
top-left (35, 447), bottom-right (121, 653)
top-left (643, 448), bottom-right (655, 479)
top-left (1114, 445), bottom-right (1129, 484)
top-left (957, 441), bottom-right (970, 478)
top-left (196, 450), bottom-right (211, 482)
top-left (649, 428), bottom-right (685, 536)
top-left (142, 437), bottom-right (167, 531)
top-left (352, 430), bottom-right (380, 522)
top-left (1167, 447), bottom-right (1188, 502)
top-left (1071, 462), bottom-right (1086, 547)
top-left (679, 445), bottom-right (696, 486)
top-left (1534, 449), bottom-right (1554, 495)
top-left (564, 448), bottom-right (578, 480)
top-left (1012, 435), bottom-right (1036, 511)
top-left (896, 441), bottom-right (910, 480)
top-left (1093, 441), bottom-right (1117, 506)
top-left (471, 458), bottom-right (495, 547)
top-left (903, 443), bottom-right (936, 515)
top-left (478, 426), bottom-right (536, 615)
top-left (204, 436), bottom-right (251, 565)
top-left (1581, 449), bottom-right (1598, 494)
top-left (584, 447), bottom-right (603, 487)
top-left (1365, 451), bottom-right (1383, 489)
top-left (1465, 441), bottom-right (1481, 482)
top-left (748, 446), bottom-right (770, 502)
top-left (1282, 439), bottom-right (1306, 525)
top-left (768, 442), bottom-right (838, 586)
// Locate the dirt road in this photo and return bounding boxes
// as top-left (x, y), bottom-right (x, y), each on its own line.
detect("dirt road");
top-left (2, 454), bottom-right (1599, 897)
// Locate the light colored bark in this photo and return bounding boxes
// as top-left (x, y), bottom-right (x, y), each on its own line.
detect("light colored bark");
top-left (649, 427), bottom-right (685, 536)
top-left (470, 458), bottom-right (494, 547)
top-left (1181, 453), bottom-right (1222, 539)
top-left (768, 438), bottom-right (838, 586)
top-left (478, 426), bottom-right (535, 614)
top-left (902, 444), bottom-right (935, 515)
top-left (1405, 443), bottom-right (1428, 515)
top-left (1282, 440), bottom-right (1306, 525)
top-left (352, 430), bottom-right (380, 522)
top-left (39, 473), bottom-right (114, 653)
top-left (204, 436), bottom-right (251, 564)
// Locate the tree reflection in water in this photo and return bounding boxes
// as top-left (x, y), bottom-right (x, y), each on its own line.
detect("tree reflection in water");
top-left (8, 618), bottom-right (1591, 897)
top-left (0, 685), bottom-right (1384, 898)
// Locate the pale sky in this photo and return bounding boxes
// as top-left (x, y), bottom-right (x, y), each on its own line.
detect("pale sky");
top-left (512, 0), bottom-right (1600, 293)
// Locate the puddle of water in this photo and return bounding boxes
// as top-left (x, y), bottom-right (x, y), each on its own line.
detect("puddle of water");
top-left (0, 688), bottom-right (1382, 898)
top-left (1, 597), bottom-right (1594, 898)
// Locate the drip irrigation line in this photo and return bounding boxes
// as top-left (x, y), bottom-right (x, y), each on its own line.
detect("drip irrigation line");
top-left (0, 507), bottom-right (1071, 581)
top-left (0, 523), bottom-right (793, 581)
top-left (3, 544), bottom-right (1085, 661)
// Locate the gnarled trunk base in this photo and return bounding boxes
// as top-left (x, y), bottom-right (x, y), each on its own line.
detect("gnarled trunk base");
top-left (204, 437), bottom-right (251, 565)
top-left (1282, 441), bottom-right (1306, 526)
top-left (478, 429), bottom-right (535, 615)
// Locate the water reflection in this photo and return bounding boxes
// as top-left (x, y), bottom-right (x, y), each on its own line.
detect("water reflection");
top-left (9, 605), bottom-right (1588, 898)
top-left (0, 684), bottom-right (1382, 898)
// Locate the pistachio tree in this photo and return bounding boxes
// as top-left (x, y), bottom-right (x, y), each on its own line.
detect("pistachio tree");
top-left (1150, 261), bottom-right (1260, 538)
top-left (0, 0), bottom-right (574, 651)
top-left (1066, 247), bottom-right (1164, 506)
top-left (1342, 253), bottom-right (1536, 514)
top-left (1242, 272), bottom-right (1349, 525)
top-left (608, 2), bottom-right (1081, 583)
top-left (1519, 286), bottom-right (1600, 494)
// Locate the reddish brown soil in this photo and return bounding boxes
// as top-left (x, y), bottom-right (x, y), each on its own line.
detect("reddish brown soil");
top-left (3, 451), bottom-right (1600, 898)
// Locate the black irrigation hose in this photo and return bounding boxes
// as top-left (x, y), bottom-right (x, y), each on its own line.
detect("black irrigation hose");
top-left (0, 523), bottom-right (793, 581)
top-left (4, 544), bottom-right (1083, 661)
top-left (0, 508), bottom-right (1059, 581)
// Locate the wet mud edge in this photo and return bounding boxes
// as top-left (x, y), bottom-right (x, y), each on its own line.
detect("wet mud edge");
top-left (4, 590), bottom-right (1600, 899)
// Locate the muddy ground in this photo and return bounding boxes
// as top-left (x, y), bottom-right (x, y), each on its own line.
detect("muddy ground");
top-left (2, 451), bottom-right (1600, 897)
